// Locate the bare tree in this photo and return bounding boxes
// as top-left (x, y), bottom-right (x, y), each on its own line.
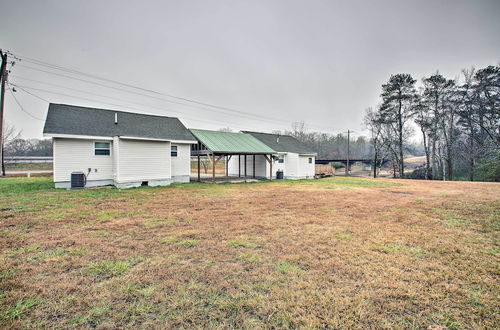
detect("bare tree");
top-left (364, 107), bottom-right (387, 178)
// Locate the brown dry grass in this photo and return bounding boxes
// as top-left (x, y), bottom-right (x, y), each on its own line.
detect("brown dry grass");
top-left (0, 177), bottom-right (498, 329)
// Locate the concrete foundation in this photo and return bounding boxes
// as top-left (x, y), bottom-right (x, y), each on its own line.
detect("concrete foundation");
top-left (172, 175), bottom-right (190, 183)
top-left (55, 179), bottom-right (114, 189)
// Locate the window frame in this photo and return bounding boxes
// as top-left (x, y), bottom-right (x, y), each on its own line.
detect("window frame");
top-left (308, 157), bottom-right (313, 164)
top-left (94, 141), bottom-right (111, 156)
top-left (171, 145), bottom-right (178, 157)
top-left (277, 155), bottom-right (285, 163)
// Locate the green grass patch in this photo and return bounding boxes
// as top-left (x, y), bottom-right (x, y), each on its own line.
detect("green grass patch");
top-left (0, 269), bottom-right (20, 282)
top-left (82, 259), bottom-right (135, 278)
top-left (160, 237), bottom-right (199, 247)
top-left (334, 232), bottom-right (353, 240)
top-left (372, 242), bottom-right (427, 256)
top-left (485, 247), bottom-right (499, 256)
top-left (178, 239), bottom-right (199, 247)
top-left (96, 210), bottom-right (122, 222)
top-left (159, 236), bottom-right (178, 245)
top-left (92, 230), bottom-right (109, 237)
top-left (0, 177), bottom-right (54, 195)
top-left (237, 252), bottom-right (261, 263)
top-left (276, 262), bottom-right (303, 275)
top-left (1, 297), bottom-right (42, 320)
top-left (144, 217), bottom-right (177, 228)
top-left (227, 238), bottom-right (258, 248)
top-left (69, 305), bottom-right (110, 327)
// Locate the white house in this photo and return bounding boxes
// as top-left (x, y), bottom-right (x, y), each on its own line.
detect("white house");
top-left (43, 104), bottom-right (197, 189)
top-left (228, 131), bottom-right (316, 179)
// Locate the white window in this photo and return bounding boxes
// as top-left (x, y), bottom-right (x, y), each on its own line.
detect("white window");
top-left (277, 155), bottom-right (285, 163)
top-left (308, 157), bottom-right (313, 164)
top-left (171, 145), bottom-right (178, 157)
top-left (94, 142), bottom-right (110, 156)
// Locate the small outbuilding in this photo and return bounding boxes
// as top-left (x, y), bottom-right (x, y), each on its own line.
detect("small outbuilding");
top-left (43, 104), bottom-right (197, 188)
top-left (234, 131), bottom-right (317, 179)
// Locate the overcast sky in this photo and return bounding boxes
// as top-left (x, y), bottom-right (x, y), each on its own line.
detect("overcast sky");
top-left (1, 0), bottom-right (499, 139)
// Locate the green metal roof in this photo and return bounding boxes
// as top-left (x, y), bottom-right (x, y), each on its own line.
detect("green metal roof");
top-left (190, 129), bottom-right (275, 154)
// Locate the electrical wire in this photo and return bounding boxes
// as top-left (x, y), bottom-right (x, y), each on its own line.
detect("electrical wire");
top-left (10, 51), bottom-right (339, 132)
top-left (12, 74), bottom-right (332, 132)
top-left (11, 83), bottom-right (262, 131)
top-left (7, 85), bottom-right (45, 121)
top-left (15, 65), bottom-right (316, 129)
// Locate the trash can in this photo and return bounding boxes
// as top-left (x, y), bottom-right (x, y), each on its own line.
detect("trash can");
top-left (276, 170), bottom-right (284, 180)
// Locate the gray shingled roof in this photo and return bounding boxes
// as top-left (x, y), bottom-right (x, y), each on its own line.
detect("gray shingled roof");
top-left (243, 131), bottom-right (317, 155)
top-left (43, 104), bottom-right (196, 141)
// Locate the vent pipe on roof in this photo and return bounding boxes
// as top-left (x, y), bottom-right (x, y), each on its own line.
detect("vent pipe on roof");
top-left (276, 135), bottom-right (280, 143)
top-left (114, 113), bottom-right (118, 124)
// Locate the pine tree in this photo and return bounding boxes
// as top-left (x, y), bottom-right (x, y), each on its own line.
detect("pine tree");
top-left (379, 74), bottom-right (417, 177)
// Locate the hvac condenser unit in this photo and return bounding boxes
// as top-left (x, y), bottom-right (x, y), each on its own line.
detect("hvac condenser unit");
top-left (70, 172), bottom-right (86, 189)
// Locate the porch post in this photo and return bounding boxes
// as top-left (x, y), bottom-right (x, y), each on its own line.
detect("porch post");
top-left (212, 153), bottom-right (216, 182)
top-left (225, 155), bottom-right (228, 176)
top-left (253, 155), bottom-right (256, 178)
top-left (197, 154), bottom-right (200, 182)
top-left (244, 155), bottom-right (247, 177)
top-left (269, 155), bottom-right (272, 180)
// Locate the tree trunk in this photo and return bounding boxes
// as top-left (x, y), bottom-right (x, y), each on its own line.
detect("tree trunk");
top-left (468, 124), bottom-right (475, 181)
top-left (421, 128), bottom-right (431, 179)
top-left (397, 91), bottom-right (404, 177)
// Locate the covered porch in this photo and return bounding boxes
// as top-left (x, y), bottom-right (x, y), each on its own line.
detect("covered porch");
top-left (189, 129), bottom-right (276, 182)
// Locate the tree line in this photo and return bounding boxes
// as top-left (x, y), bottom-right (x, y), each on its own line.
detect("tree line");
top-left (3, 124), bottom-right (53, 157)
top-left (364, 65), bottom-right (499, 181)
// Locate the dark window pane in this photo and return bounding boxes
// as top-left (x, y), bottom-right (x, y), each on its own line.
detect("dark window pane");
top-left (95, 149), bottom-right (110, 156)
top-left (171, 152), bottom-right (178, 157)
top-left (95, 142), bottom-right (110, 149)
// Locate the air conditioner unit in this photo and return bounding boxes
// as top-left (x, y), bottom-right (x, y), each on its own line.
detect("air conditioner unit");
top-left (71, 172), bottom-right (86, 189)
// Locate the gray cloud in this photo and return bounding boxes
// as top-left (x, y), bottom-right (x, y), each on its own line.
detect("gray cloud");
top-left (1, 0), bottom-right (499, 138)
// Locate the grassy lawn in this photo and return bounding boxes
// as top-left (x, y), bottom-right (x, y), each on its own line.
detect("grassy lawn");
top-left (0, 176), bottom-right (498, 328)
top-left (5, 163), bottom-right (53, 171)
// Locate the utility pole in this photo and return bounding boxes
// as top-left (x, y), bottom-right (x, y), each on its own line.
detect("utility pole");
top-left (0, 50), bottom-right (7, 177)
top-left (345, 129), bottom-right (350, 176)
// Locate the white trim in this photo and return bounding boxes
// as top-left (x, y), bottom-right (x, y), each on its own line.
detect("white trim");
top-left (119, 136), bottom-right (170, 142)
top-left (299, 153), bottom-right (317, 156)
top-left (170, 139), bottom-right (198, 144)
top-left (45, 133), bottom-right (113, 140)
top-left (44, 134), bottom-right (197, 144)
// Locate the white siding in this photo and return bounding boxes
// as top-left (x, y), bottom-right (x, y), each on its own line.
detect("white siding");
top-left (223, 153), bottom-right (315, 179)
top-left (228, 155), bottom-right (269, 178)
top-left (116, 139), bottom-right (170, 182)
top-left (298, 155), bottom-right (315, 178)
top-left (53, 138), bottom-right (113, 182)
top-left (171, 143), bottom-right (191, 177)
top-left (283, 153), bottom-right (299, 178)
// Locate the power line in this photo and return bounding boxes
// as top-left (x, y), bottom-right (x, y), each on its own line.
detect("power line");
top-left (12, 74), bottom-right (330, 131)
top-left (7, 85), bottom-right (45, 121)
top-left (13, 53), bottom-right (299, 122)
top-left (11, 51), bottom-right (339, 132)
top-left (15, 64), bottom-right (313, 128)
top-left (11, 83), bottom-right (265, 132)
top-left (15, 85), bottom-right (50, 103)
